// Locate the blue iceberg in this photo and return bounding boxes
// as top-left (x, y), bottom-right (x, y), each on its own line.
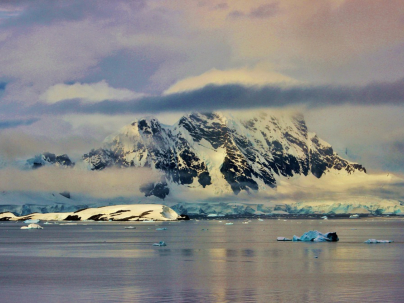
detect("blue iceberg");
top-left (153, 241), bottom-right (167, 246)
top-left (292, 230), bottom-right (339, 242)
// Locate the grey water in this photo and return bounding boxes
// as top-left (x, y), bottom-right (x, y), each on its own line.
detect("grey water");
top-left (1, 218), bottom-right (404, 303)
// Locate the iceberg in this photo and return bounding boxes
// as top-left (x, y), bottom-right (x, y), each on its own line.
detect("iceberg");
top-left (365, 239), bottom-right (393, 244)
top-left (292, 230), bottom-right (339, 242)
top-left (24, 219), bottom-right (40, 224)
top-left (153, 241), bottom-right (167, 246)
top-left (21, 223), bottom-right (43, 229)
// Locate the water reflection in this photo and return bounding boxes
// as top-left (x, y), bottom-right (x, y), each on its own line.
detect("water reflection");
top-left (1, 220), bottom-right (404, 302)
top-left (181, 249), bottom-right (194, 257)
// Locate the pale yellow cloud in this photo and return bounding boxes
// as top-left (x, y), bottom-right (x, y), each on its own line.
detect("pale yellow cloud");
top-left (164, 67), bottom-right (298, 94)
top-left (41, 80), bottom-right (144, 103)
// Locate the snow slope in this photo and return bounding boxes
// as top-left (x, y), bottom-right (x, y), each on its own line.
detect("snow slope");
top-left (0, 204), bottom-right (179, 221)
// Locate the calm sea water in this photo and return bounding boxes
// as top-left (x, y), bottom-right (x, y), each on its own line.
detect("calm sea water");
top-left (1, 218), bottom-right (404, 303)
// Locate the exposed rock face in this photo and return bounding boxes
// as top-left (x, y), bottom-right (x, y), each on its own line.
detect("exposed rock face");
top-left (139, 181), bottom-right (170, 200)
top-left (26, 152), bottom-right (74, 169)
top-left (82, 112), bottom-right (366, 198)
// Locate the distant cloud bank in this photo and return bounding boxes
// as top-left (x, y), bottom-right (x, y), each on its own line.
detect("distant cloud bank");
top-left (23, 78), bottom-right (404, 116)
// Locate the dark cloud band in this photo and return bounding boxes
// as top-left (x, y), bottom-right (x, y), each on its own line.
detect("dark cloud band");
top-left (0, 118), bottom-right (39, 129)
top-left (23, 77), bottom-right (404, 116)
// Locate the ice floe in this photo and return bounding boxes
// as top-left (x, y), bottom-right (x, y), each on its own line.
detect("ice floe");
top-left (21, 223), bottom-right (43, 229)
top-left (153, 241), bottom-right (167, 246)
top-left (277, 237), bottom-right (292, 241)
top-left (364, 239), bottom-right (393, 244)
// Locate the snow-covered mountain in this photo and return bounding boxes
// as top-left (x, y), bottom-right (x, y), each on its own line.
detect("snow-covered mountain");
top-left (82, 111), bottom-right (366, 198)
top-left (5, 110), bottom-right (396, 216)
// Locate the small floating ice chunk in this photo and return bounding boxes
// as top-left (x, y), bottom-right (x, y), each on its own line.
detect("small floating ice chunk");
top-left (277, 237), bottom-right (292, 241)
top-left (365, 239), bottom-right (393, 244)
top-left (153, 241), bottom-right (167, 246)
top-left (292, 230), bottom-right (339, 242)
top-left (21, 223), bottom-right (43, 229)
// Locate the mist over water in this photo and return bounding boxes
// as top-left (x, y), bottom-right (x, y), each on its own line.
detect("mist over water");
top-left (1, 219), bottom-right (404, 302)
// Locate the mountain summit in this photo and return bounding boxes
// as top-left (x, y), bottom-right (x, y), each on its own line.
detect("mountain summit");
top-left (82, 111), bottom-right (365, 198)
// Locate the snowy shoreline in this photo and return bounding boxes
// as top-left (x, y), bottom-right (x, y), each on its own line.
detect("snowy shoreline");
top-left (0, 204), bottom-right (179, 222)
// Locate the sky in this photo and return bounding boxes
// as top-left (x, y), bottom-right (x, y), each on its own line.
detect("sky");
top-left (1, 0), bottom-right (404, 199)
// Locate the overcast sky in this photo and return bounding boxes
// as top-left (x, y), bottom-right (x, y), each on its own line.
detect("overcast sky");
top-left (1, 0), bottom-right (404, 178)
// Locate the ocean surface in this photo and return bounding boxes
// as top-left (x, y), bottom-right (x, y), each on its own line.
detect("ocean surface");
top-left (1, 218), bottom-right (404, 303)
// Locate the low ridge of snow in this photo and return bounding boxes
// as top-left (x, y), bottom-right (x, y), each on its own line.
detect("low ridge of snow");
top-left (0, 204), bottom-right (179, 221)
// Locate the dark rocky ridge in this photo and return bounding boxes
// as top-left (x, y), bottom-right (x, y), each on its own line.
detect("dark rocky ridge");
top-left (26, 152), bottom-right (74, 169)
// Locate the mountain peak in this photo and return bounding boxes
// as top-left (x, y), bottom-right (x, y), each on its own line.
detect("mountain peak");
top-left (82, 111), bottom-right (365, 197)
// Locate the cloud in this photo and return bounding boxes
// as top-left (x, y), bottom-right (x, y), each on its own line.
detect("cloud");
top-left (164, 68), bottom-right (298, 94)
top-left (22, 78), bottom-right (404, 116)
top-left (0, 166), bottom-right (162, 198)
top-left (0, 118), bottom-right (38, 129)
top-left (1, 0), bottom-right (404, 106)
top-left (229, 2), bottom-right (279, 19)
top-left (41, 80), bottom-right (144, 103)
top-left (0, 0), bottom-right (196, 102)
top-left (273, 171), bottom-right (404, 203)
top-left (0, 0), bottom-right (147, 26)
top-left (0, 117), bottom-right (105, 161)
